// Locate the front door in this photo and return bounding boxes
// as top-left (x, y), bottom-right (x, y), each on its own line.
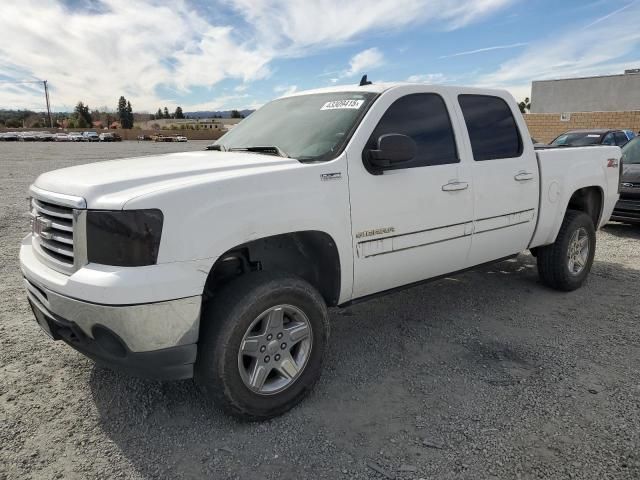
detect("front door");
top-left (346, 87), bottom-right (475, 299)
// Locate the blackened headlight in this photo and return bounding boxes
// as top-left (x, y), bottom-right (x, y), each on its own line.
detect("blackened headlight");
top-left (86, 209), bottom-right (163, 266)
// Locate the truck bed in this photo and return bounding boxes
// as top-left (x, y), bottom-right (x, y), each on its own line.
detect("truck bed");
top-left (529, 146), bottom-right (621, 248)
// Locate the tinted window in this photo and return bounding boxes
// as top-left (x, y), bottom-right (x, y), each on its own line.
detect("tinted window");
top-left (366, 93), bottom-right (458, 169)
top-left (602, 133), bottom-right (615, 146)
top-left (551, 132), bottom-right (603, 146)
top-left (458, 95), bottom-right (523, 161)
top-left (614, 132), bottom-right (628, 146)
top-left (622, 137), bottom-right (640, 164)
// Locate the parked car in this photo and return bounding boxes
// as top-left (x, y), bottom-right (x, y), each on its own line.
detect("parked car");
top-left (33, 132), bottom-right (54, 141)
top-left (21, 83), bottom-right (621, 420)
top-left (112, 133), bottom-right (122, 142)
top-left (611, 136), bottom-right (640, 224)
top-left (82, 131), bottom-right (99, 142)
top-left (19, 132), bottom-right (38, 141)
top-left (137, 134), bottom-right (152, 141)
top-left (54, 133), bottom-right (70, 142)
top-left (0, 132), bottom-right (19, 141)
top-left (550, 129), bottom-right (630, 147)
top-left (99, 133), bottom-right (114, 142)
top-left (154, 134), bottom-right (173, 142)
top-left (68, 132), bottom-right (84, 142)
top-left (176, 135), bottom-right (188, 142)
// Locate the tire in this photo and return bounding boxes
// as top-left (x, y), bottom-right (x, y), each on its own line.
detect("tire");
top-left (194, 272), bottom-right (329, 421)
top-left (536, 209), bottom-right (596, 291)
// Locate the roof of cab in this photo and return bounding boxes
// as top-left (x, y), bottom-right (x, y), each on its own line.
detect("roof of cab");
top-left (280, 81), bottom-right (514, 100)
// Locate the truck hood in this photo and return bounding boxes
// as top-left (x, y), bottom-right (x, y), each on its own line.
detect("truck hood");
top-left (33, 150), bottom-right (301, 209)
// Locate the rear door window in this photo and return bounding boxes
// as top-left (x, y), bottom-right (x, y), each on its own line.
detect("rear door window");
top-left (458, 94), bottom-right (523, 161)
top-left (614, 131), bottom-right (628, 146)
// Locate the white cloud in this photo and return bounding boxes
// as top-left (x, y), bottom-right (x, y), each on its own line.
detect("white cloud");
top-left (344, 48), bottom-right (385, 77)
top-left (582, 0), bottom-right (637, 29)
top-left (406, 73), bottom-right (449, 83)
top-left (274, 85), bottom-right (298, 96)
top-left (477, 2), bottom-right (640, 91)
top-left (0, 0), bottom-right (515, 111)
top-left (439, 42), bottom-right (528, 59)
top-left (230, 0), bottom-right (515, 52)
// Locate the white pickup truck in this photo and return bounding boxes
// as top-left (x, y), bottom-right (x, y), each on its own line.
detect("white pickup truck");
top-left (20, 82), bottom-right (621, 420)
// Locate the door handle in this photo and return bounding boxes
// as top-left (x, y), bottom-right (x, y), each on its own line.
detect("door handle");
top-left (442, 181), bottom-right (469, 192)
top-left (514, 172), bottom-right (534, 181)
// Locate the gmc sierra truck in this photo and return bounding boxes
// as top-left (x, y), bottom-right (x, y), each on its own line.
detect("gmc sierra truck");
top-left (20, 83), bottom-right (621, 420)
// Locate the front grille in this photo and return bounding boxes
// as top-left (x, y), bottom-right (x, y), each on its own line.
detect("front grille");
top-left (29, 186), bottom-right (87, 275)
top-left (31, 198), bottom-right (75, 268)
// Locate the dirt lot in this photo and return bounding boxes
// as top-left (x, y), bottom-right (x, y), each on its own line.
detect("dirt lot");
top-left (1, 141), bottom-right (639, 480)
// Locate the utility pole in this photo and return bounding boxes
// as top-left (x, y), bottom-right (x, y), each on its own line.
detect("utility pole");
top-left (43, 80), bottom-right (53, 127)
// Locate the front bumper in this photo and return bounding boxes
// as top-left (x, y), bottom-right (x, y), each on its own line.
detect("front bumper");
top-left (24, 276), bottom-right (201, 380)
top-left (611, 198), bottom-right (640, 224)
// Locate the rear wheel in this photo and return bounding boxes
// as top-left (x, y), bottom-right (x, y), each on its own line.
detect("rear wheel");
top-left (536, 210), bottom-right (596, 291)
top-left (194, 272), bottom-right (329, 420)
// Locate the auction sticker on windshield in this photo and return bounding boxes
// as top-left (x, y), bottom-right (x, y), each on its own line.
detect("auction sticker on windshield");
top-left (321, 99), bottom-right (365, 110)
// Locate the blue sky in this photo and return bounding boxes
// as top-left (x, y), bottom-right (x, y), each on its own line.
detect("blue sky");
top-left (1, 0), bottom-right (639, 112)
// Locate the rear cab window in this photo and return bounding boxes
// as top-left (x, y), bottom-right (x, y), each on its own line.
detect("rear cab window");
top-left (458, 94), bottom-right (523, 161)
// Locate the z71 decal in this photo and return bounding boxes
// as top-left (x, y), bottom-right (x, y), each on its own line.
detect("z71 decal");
top-left (607, 158), bottom-right (619, 168)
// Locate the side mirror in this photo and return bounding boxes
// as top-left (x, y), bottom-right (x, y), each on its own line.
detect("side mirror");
top-left (367, 134), bottom-right (416, 170)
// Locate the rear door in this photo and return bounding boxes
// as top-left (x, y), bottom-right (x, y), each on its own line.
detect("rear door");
top-left (455, 93), bottom-right (539, 265)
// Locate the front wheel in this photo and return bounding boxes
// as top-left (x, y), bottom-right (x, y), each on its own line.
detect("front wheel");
top-left (194, 272), bottom-right (329, 421)
top-left (536, 210), bottom-right (596, 291)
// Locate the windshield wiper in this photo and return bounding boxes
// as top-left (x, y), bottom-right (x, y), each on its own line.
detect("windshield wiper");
top-left (228, 146), bottom-right (290, 158)
top-left (205, 144), bottom-right (226, 151)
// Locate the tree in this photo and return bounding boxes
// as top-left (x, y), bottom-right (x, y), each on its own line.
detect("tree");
top-left (230, 109), bottom-right (244, 118)
top-left (126, 101), bottom-right (134, 128)
top-left (117, 96), bottom-right (134, 128)
top-left (163, 107), bottom-right (170, 119)
top-left (75, 116), bottom-right (89, 128)
top-left (518, 97), bottom-right (531, 114)
top-left (156, 108), bottom-right (163, 119)
top-left (74, 101), bottom-right (92, 126)
top-left (174, 106), bottom-right (184, 119)
top-left (117, 96), bottom-right (128, 128)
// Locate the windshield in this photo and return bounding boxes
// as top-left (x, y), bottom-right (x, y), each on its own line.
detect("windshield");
top-left (215, 92), bottom-right (377, 161)
top-left (622, 137), bottom-right (640, 164)
top-left (551, 132), bottom-right (603, 146)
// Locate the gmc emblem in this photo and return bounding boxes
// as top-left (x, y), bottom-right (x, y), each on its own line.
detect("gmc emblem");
top-left (32, 216), bottom-right (51, 237)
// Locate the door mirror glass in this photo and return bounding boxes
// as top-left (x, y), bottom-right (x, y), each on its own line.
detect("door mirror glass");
top-left (367, 133), bottom-right (416, 170)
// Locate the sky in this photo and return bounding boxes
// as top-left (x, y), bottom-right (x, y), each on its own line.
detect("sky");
top-left (1, 0), bottom-right (639, 113)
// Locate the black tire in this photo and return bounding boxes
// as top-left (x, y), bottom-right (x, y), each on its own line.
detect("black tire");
top-left (536, 209), bottom-right (596, 291)
top-left (194, 272), bottom-right (329, 421)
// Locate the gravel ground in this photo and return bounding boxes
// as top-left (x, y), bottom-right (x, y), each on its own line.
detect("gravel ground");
top-left (1, 141), bottom-right (639, 480)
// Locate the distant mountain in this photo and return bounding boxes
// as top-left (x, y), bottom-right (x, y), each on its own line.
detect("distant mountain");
top-left (184, 109), bottom-right (254, 119)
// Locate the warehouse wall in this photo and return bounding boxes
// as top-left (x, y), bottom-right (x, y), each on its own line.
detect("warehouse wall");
top-left (524, 111), bottom-right (640, 144)
top-left (531, 73), bottom-right (640, 113)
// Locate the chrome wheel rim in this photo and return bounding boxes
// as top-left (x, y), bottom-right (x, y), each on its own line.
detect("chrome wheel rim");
top-left (567, 227), bottom-right (590, 275)
top-left (237, 304), bottom-right (312, 395)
